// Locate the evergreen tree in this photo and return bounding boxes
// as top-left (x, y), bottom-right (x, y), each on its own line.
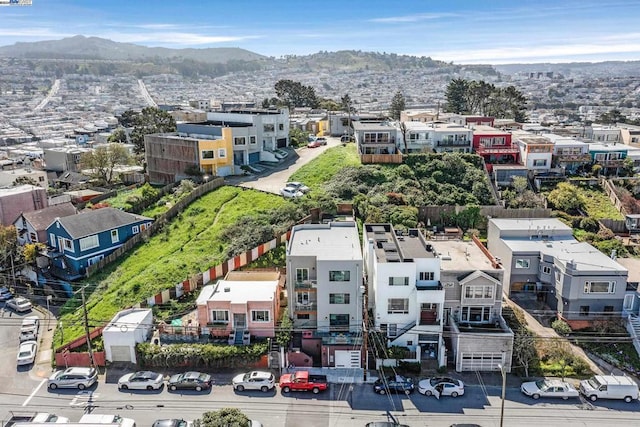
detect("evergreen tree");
top-left (389, 90), bottom-right (406, 120)
top-left (445, 78), bottom-right (469, 113)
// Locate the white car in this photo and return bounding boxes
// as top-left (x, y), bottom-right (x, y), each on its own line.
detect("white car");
top-left (285, 182), bottom-right (310, 193)
top-left (48, 366), bottom-right (98, 390)
top-left (17, 340), bottom-right (37, 365)
top-left (232, 371), bottom-right (275, 392)
top-left (6, 296), bottom-right (32, 312)
top-left (418, 377), bottom-right (465, 398)
top-left (118, 371), bottom-right (164, 390)
top-left (280, 187), bottom-right (303, 199)
top-left (21, 315), bottom-right (39, 334)
top-left (19, 329), bottom-right (37, 342)
top-left (521, 379), bottom-right (579, 400)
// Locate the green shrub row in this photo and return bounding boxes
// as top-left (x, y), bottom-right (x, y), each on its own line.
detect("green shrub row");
top-left (136, 341), bottom-right (268, 369)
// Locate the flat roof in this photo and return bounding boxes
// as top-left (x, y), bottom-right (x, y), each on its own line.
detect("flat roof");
top-left (364, 223), bottom-right (434, 262)
top-left (288, 222), bottom-right (362, 261)
top-left (490, 218), bottom-right (573, 233)
top-left (352, 121), bottom-right (397, 132)
top-left (104, 309), bottom-right (151, 332)
top-left (432, 239), bottom-right (498, 271)
top-left (196, 280), bottom-right (278, 304)
top-left (472, 125), bottom-right (509, 135)
top-left (616, 258), bottom-right (640, 284)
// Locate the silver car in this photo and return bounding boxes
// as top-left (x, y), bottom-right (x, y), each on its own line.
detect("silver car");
top-left (118, 371), bottom-right (164, 390)
top-left (232, 371), bottom-right (275, 392)
top-left (6, 297), bottom-right (32, 312)
top-left (48, 367), bottom-right (98, 390)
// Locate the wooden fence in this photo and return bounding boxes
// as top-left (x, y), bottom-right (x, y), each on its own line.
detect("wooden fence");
top-left (360, 153), bottom-right (403, 164)
top-left (419, 205), bottom-right (552, 229)
top-left (602, 178), bottom-right (628, 216)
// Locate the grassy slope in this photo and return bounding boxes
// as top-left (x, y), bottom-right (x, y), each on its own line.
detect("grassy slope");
top-left (578, 186), bottom-right (624, 220)
top-left (288, 143), bottom-right (360, 187)
top-left (59, 186), bottom-right (285, 344)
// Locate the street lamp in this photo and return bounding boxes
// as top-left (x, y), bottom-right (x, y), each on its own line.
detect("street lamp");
top-left (497, 362), bottom-right (507, 427)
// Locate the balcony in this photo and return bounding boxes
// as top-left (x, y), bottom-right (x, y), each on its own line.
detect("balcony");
top-left (295, 280), bottom-right (317, 290)
top-left (436, 140), bottom-right (471, 147)
top-left (554, 153), bottom-right (592, 162)
top-left (476, 145), bottom-right (520, 155)
top-left (419, 310), bottom-right (440, 325)
top-left (295, 302), bottom-right (318, 312)
top-left (595, 159), bottom-right (625, 167)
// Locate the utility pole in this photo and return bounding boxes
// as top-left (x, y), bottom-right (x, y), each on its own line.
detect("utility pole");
top-left (362, 280), bottom-right (368, 381)
top-left (81, 285), bottom-right (96, 367)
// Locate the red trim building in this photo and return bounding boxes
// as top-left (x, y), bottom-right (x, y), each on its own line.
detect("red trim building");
top-left (472, 125), bottom-right (520, 172)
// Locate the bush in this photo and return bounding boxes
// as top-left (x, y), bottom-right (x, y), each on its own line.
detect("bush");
top-left (398, 361), bottom-right (422, 375)
top-left (551, 319), bottom-right (572, 336)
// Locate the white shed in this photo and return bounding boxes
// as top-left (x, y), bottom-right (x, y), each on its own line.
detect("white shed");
top-left (103, 308), bottom-right (153, 364)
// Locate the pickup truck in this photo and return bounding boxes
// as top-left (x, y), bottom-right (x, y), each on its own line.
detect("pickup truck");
top-left (279, 371), bottom-right (328, 394)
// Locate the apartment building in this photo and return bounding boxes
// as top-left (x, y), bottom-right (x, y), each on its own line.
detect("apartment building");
top-left (471, 125), bottom-right (519, 172)
top-left (487, 218), bottom-right (629, 329)
top-left (544, 134), bottom-right (591, 174)
top-left (512, 131), bottom-right (554, 171)
top-left (43, 146), bottom-right (91, 173)
top-left (425, 122), bottom-right (473, 154)
top-left (206, 108), bottom-right (290, 152)
top-left (352, 121), bottom-right (399, 155)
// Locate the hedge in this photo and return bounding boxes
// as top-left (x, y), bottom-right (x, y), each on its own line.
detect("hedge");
top-left (136, 342), bottom-right (268, 369)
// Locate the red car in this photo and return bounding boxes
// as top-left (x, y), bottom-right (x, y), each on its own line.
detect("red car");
top-left (307, 138), bottom-right (327, 148)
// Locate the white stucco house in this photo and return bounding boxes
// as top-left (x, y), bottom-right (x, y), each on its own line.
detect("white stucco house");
top-left (103, 308), bottom-right (153, 364)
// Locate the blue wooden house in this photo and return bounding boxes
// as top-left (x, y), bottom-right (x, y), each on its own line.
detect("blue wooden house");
top-left (45, 207), bottom-right (153, 280)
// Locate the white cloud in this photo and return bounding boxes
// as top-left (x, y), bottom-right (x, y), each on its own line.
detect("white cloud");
top-left (0, 28), bottom-right (72, 38)
top-left (99, 31), bottom-right (261, 46)
top-left (369, 13), bottom-right (457, 23)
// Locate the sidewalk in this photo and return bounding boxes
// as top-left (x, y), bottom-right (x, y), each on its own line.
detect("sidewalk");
top-left (31, 300), bottom-right (57, 380)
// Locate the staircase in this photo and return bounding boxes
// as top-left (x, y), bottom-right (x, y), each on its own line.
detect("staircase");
top-left (390, 321), bottom-right (417, 343)
top-left (234, 330), bottom-right (244, 345)
top-left (626, 315), bottom-right (640, 357)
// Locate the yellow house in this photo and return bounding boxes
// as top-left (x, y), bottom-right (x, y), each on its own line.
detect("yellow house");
top-left (318, 119), bottom-right (329, 136)
top-left (198, 127), bottom-right (234, 177)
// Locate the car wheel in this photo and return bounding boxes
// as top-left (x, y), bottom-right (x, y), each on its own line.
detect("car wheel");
top-left (261, 386), bottom-right (269, 393)
top-left (404, 389), bottom-right (411, 395)
top-left (562, 396), bottom-right (569, 400)
top-left (49, 383), bottom-right (57, 390)
top-left (379, 389), bottom-right (386, 395)
top-left (283, 386), bottom-right (291, 393)
top-left (624, 396), bottom-right (633, 403)
top-left (451, 391), bottom-right (458, 398)
top-left (170, 385), bottom-right (177, 391)
top-left (121, 384), bottom-right (128, 390)
top-left (425, 390), bottom-right (432, 396)
top-left (78, 384), bottom-right (86, 390)
top-left (312, 387), bottom-right (320, 394)
top-left (532, 393), bottom-right (540, 400)
top-left (589, 395), bottom-right (597, 402)
top-left (236, 385), bottom-right (244, 392)
top-left (195, 386), bottom-right (202, 392)
top-left (146, 386), bottom-right (154, 391)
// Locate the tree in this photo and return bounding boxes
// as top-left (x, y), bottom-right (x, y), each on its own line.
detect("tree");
top-left (13, 176), bottom-right (38, 186)
top-left (341, 94), bottom-right (355, 136)
top-left (512, 327), bottom-right (537, 378)
top-left (108, 128), bottom-right (128, 143)
top-left (0, 225), bottom-right (19, 271)
top-left (547, 182), bottom-right (585, 213)
top-left (445, 78), bottom-right (469, 113)
top-left (274, 79), bottom-right (318, 108)
top-left (288, 127), bottom-right (310, 148)
top-left (193, 408), bottom-right (250, 427)
top-left (80, 143), bottom-right (132, 185)
top-left (389, 91), bottom-right (405, 120)
top-left (128, 107), bottom-right (177, 153)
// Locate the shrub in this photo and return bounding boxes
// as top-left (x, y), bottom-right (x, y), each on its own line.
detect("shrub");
top-left (551, 319), bottom-right (572, 336)
top-left (398, 361), bottom-right (421, 375)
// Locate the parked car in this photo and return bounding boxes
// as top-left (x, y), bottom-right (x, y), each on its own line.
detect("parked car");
top-left (167, 371), bottom-right (212, 392)
top-left (373, 375), bottom-right (415, 395)
top-left (6, 296), bottom-right (32, 312)
top-left (418, 377), bottom-right (465, 398)
top-left (307, 138), bottom-right (327, 148)
top-left (521, 379), bottom-right (579, 400)
top-left (48, 367), bottom-right (98, 390)
top-left (20, 315), bottom-right (39, 334)
top-left (280, 187), bottom-right (304, 199)
top-left (17, 340), bottom-right (37, 365)
top-left (0, 287), bottom-right (13, 301)
top-left (151, 420), bottom-right (191, 427)
top-left (232, 370), bottom-right (275, 392)
top-left (118, 371), bottom-right (164, 390)
top-left (340, 135), bottom-right (354, 143)
top-left (19, 329), bottom-right (38, 342)
top-left (279, 371), bottom-right (328, 394)
top-left (285, 182), bottom-right (310, 193)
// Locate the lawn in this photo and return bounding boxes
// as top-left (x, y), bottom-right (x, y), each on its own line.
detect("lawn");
top-left (578, 186), bottom-right (624, 220)
top-left (288, 143), bottom-right (360, 188)
top-left (57, 185), bottom-right (285, 345)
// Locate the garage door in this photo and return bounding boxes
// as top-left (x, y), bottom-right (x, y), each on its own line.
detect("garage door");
top-left (458, 352), bottom-right (503, 371)
top-left (334, 350), bottom-right (361, 368)
top-left (248, 152), bottom-right (260, 164)
top-left (110, 345), bottom-right (132, 362)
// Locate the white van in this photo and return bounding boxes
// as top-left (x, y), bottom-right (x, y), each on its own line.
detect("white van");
top-left (79, 414), bottom-right (136, 427)
top-left (579, 375), bottom-right (639, 402)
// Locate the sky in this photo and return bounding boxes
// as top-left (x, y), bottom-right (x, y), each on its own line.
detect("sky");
top-left (1, 0), bottom-right (640, 64)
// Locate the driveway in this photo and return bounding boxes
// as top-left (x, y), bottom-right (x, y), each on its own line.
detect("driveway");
top-left (229, 136), bottom-right (343, 194)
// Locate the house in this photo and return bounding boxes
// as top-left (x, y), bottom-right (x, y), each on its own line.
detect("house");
top-left (43, 146), bottom-right (91, 172)
top-left (431, 238), bottom-right (513, 372)
top-left (399, 121), bottom-right (432, 153)
top-left (545, 134), bottom-right (592, 174)
top-left (195, 271), bottom-right (283, 343)
top-left (400, 109), bottom-right (439, 123)
top-left (492, 165), bottom-right (529, 188)
top-left (287, 221), bottom-right (364, 368)
top-left (512, 131), bottom-right (554, 171)
top-left (206, 107), bottom-right (290, 151)
top-left (487, 218), bottom-right (629, 329)
top-left (425, 122), bottom-right (473, 154)
top-left (45, 207), bottom-right (153, 280)
top-left (588, 142), bottom-right (630, 175)
top-left (14, 202), bottom-right (76, 245)
top-left (352, 120), bottom-right (400, 156)
top-left (585, 125), bottom-right (621, 144)
top-left (471, 125), bottom-right (519, 172)
top-left (626, 214), bottom-right (640, 233)
top-left (363, 224), bottom-right (445, 365)
top-left (103, 308), bottom-right (153, 364)
top-left (448, 115), bottom-right (495, 127)
top-left (0, 167), bottom-right (48, 189)
top-left (0, 184), bottom-right (48, 225)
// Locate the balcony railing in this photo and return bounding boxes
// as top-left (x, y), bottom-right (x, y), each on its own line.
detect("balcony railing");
top-left (554, 153), bottom-right (591, 162)
top-left (476, 145), bottom-right (520, 155)
top-left (295, 303), bottom-right (318, 312)
top-left (436, 140), bottom-right (471, 147)
top-left (295, 280), bottom-right (317, 289)
top-left (419, 310), bottom-right (440, 325)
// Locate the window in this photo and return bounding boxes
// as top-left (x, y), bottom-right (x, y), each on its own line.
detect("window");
top-left (218, 148), bottom-right (226, 158)
top-left (624, 294), bottom-right (635, 311)
top-left (39, 176), bottom-right (45, 182)
top-left (388, 276), bottom-right (409, 286)
top-left (250, 136), bottom-right (256, 144)
top-left (234, 137), bottom-right (246, 145)
top-left (63, 238), bottom-right (72, 250)
top-left (201, 150), bottom-right (214, 159)
top-left (533, 159), bottom-right (547, 166)
top-left (111, 229), bottom-right (119, 244)
top-left (579, 306), bottom-right (590, 316)
top-left (464, 285), bottom-right (494, 299)
top-left (329, 293), bottom-right (350, 304)
top-left (140, 223), bottom-right (148, 231)
top-left (540, 265), bottom-right (551, 275)
top-left (296, 268), bottom-right (309, 282)
top-left (329, 314), bottom-right (349, 327)
top-left (515, 259), bottom-right (530, 269)
top-left (79, 235), bottom-right (98, 251)
top-left (278, 124), bottom-right (284, 131)
top-left (29, 232), bottom-right (37, 242)
top-left (329, 271), bottom-right (350, 281)
top-left (297, 313), bottom-right (310, 320)
top-left (388, 298), bottom-right (409, 314)
top-left (132, 225), bottom-right (139, 234)
top-left (584, 281), bottom-right (615, 294)
top-left (251, 310), bottom-right (270, 322)
top-left (210, 310), bottom-right (229, 323)
top-left (419, 272), bottom-right (434, 281)
top-left (297, 291), bottom-right (310, 305)
top-left (263, 124), bottom-right (274, 132)
top-left (603, 306), bottom-right (614, 315)
top-left (460, 306), bottom-right (491, 322)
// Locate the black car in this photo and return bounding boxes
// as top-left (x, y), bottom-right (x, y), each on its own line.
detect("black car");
top-left (167, 371), bottom-right (212, 391)
top-left (373, 375), bottom-right (415, 395)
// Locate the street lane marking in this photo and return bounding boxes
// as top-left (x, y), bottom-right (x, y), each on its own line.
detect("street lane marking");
top-left (70, 391), bottom-right (100, 407)
top-left (22, 379), bottom-right (46, 407)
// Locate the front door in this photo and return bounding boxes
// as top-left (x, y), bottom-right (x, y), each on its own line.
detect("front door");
top-left (234, 313), bottom-right (246, 329)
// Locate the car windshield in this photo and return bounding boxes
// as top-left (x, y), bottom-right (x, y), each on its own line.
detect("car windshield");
top-left (197, 373), bottom-right (208, 381)
top-left (586, 378), bottom-right (601, 389)
top-left (19, 350), bottom-right (32, 356)
top-left (535, 380), bottom-right (549, 390)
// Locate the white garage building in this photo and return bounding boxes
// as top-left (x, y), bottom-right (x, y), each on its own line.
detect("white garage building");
top-left (103, 308), bottom-right (153, 364)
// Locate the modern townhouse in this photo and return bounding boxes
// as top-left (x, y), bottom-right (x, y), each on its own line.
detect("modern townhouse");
top-left (512, 130), bottom-right (554, 171)
top-left (286, 221), bottom-right (364, 368)
top-left (425, 122), bottom-right (473, 154)
top-left (588, 142), bottom-right (633, 176)
top-left (471, 125), bottom-right (519, 172)
top-left (448, 114), bottom-right (495, 127)
top-left (362, 224), bottom-right (445, 365)
top-left (544, 133), bottom-right (592, 174)
top-left (352, 120), bottom-right (400, 155)
top-left (487, 218), bottom-right (629, 329)
top-left (400, 121), bottom-right (433, 153)
top-left (585, 125), bottom-right (621, 144)
top-left (432, 238), bottom-right (513, 372)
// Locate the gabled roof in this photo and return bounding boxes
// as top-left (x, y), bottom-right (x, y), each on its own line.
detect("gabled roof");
top-left (459, 270), bottom-right (501, 286)
top-left (21, 202), bottom-right (77, 231)
top-left (51, 207), bottom-right (152, 239)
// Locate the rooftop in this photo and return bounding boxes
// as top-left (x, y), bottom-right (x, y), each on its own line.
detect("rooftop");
top-left (352, 121), bottom-right (397, 132)
top-left (472, 125), bottom-right (509, 135)
top-left (196, 279), bottom-right (278, 305)
top-left (490, 218), bottom-right (573, 234)
top-left (512, 131), bottom-right (553, 145)
top-left (432, 239), bottom-right (499, 271)
top-left (364, 223), bottom-right (434, 263)
top-left (288, 221), bottom-right (362, 261)
top-left (104, 308), bottom-right (151, 333)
